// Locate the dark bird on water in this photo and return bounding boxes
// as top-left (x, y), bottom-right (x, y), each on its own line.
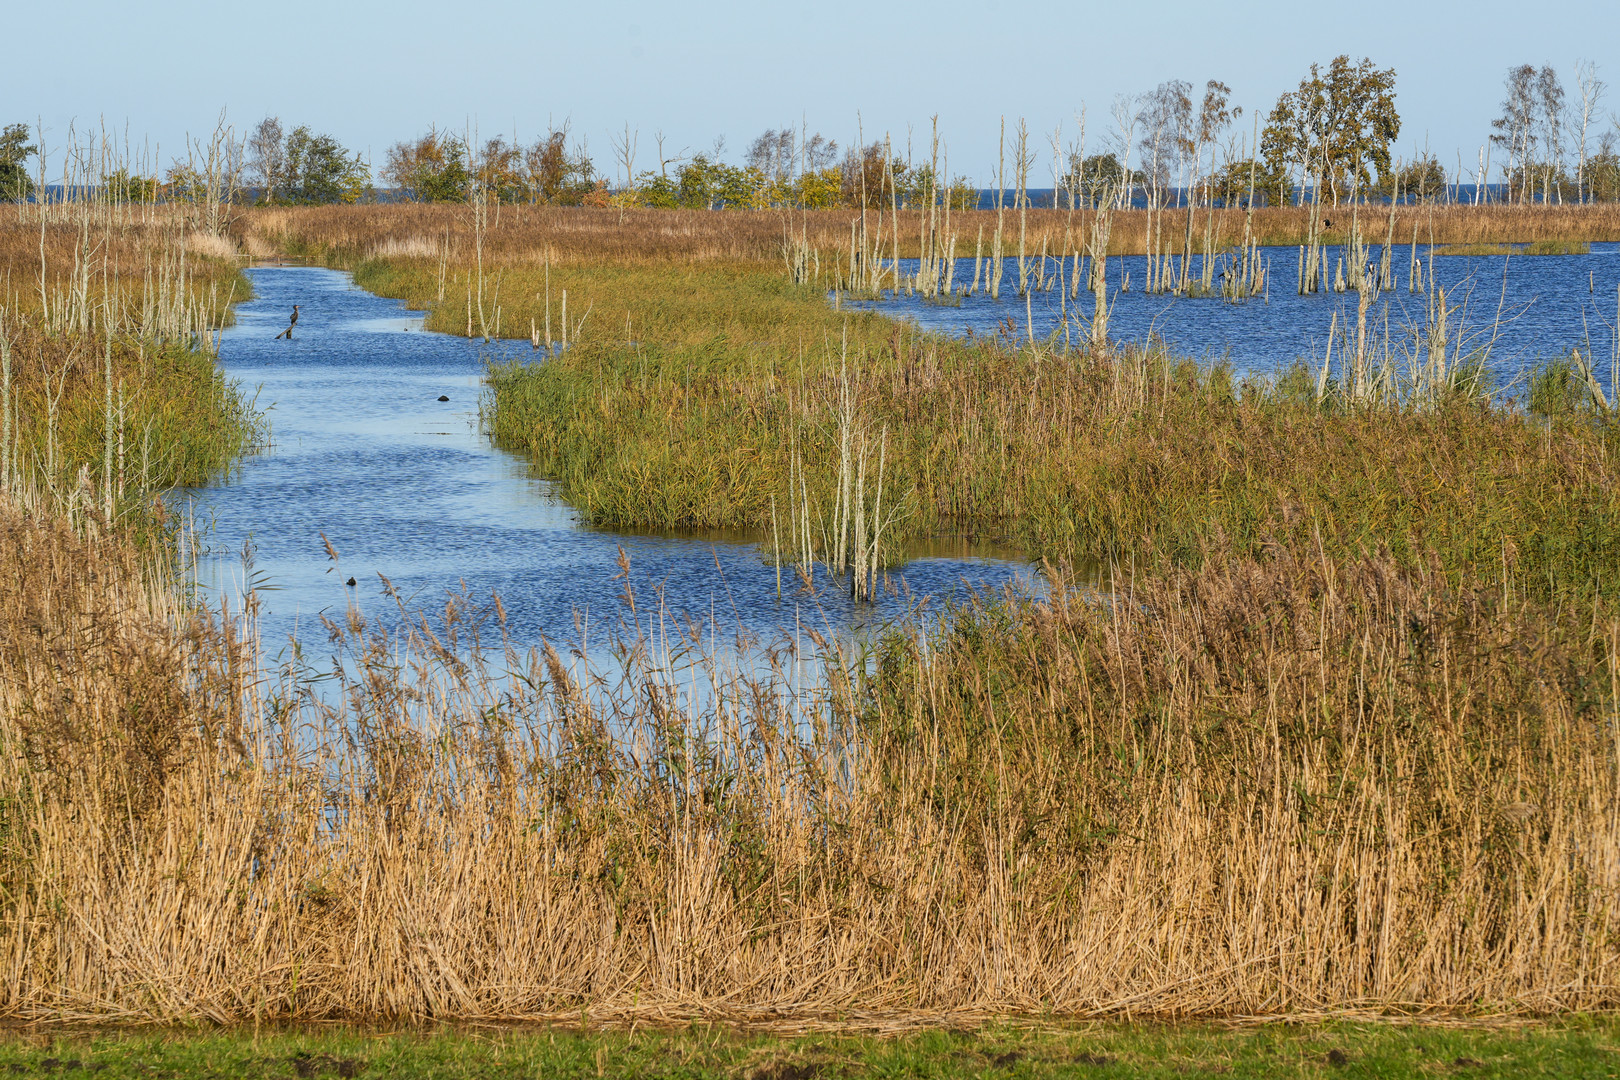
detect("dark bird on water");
top-left (437, 395), bottom-right (449, 402)
top-left (275, 305), bottom-right (300, 340)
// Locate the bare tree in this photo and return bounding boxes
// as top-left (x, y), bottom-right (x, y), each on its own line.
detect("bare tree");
top-left (1138, 80), bottom-right (1193, 205)
top-left (1109, 93), bottom-right (1140, 208)
top-left (247, 116), bottom-right (285, 205)
top-left (1575, 60), bottom-right (1606, 203)
top-left (186, 110), bottom-right (243, 235)
top-left (1538, 64), bottom-right (1566, 203)
top-left (1061, 106), bottom-right (1087, 211)
top-left (745, 128), bottom-right (796, 185)
top-left (1196, 81), bottom-right (1238, 207)
top-left (611, 122), bottom-right (638, 192)
top-left (801, 132), bottom-right (838, 172)
top-left (652, 129), bottom-right (687, 178)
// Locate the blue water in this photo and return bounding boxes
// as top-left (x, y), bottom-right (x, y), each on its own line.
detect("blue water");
top-left (176, 266), bottom-right (1032, 660)
top-left (971, 187), bottom-right (1525, 209)
top-left (866, 244), bottom-right (1620, 390)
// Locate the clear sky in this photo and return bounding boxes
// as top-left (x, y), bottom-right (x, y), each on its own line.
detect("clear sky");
top-left (6, 0), bottom-right (1616, 185)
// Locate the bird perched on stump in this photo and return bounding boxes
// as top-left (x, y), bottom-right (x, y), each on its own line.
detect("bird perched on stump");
top-left (275, 305), bottom-right (300, 340)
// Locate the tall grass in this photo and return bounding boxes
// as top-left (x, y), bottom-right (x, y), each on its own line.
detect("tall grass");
top-left (1, 188), bottom-right (1618, 1026)
top-left (0, 201), bottom-right (264, 517)
top-left (2, 492), bottom-right (1616, 1020)
top-left (0, 324), bottom-right (262, 500)
top-left (239, 202), bottom-right (1620, 266)
top-left (488, 322), bottom-right (1620, 607)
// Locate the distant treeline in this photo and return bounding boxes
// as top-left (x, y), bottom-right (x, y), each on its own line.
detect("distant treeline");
top-left (3, 56), bottom-right (1617, 210)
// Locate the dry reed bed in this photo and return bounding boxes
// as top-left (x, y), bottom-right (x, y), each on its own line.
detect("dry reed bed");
top-left (0, 206), bottom-right (246, 321)
top-left (240, 203), bottom-right (1620, 269)
top-left (1, 483), bottom-right (1616, 1022)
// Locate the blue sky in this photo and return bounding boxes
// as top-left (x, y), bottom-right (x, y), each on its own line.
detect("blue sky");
top-left (7, 0), bottom-right (1616, 184)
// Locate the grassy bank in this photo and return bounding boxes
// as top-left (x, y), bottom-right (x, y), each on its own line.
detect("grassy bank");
top-left (0, 204), bottom-right (263, 522)
top-left (5, 1020), bottom-right (1620, 1078)
top-left (486, 328), bottom-right (1620, 605)
top-left (1433, 239), bottom-right (1593, 256)
top-left (2, 325), bottom-right (263, 496)
top-left (239, 201), bottom-right (1620, 265)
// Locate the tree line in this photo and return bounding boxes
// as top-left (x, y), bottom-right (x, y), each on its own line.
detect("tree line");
top-left (2, 61), bottom-right (1616, 209)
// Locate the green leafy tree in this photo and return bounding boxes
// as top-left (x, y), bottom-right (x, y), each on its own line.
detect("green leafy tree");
top-left (632, 170), bottom-right (680, 208)
top-left (101, 168), bottom-right (159, 203)
top-left (718, 163), bottom-right (765, 208)
top-left (792, 166), bottom-right (844, 209)
top-left (474, 137), bottom-right (525, 203)
top-left (1207, 157), bottom-right (1293, 207)
top-left (1262, 55), bottom-right (1401, 203)
top-left (1375, 156), bottom-right (1448, 201)
top-left (1060, 153), bottom-right (1142, 207)
top-left (670, 155), bottom-right (759, 208)
top-left (0, 123), bottom-right (37, 202)
top-left (1587, 134), bottom-right (1620, 202)
top-left (523, 128), bottom-right (595, 204)
top-left (384, 129), bottom-right (470, 202)
top-left (840, 142), bottom-right (909, 209)
top-left (285, 126), bottom-right (370, 204)
top-left (161, 164), bottom-right (205, 203)
top-left (674, 154), bottom-right (722, 208)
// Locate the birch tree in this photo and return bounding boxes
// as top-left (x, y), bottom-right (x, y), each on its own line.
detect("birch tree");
top-left (1575, 60), bottom-right (1606, 203)
top-left (1491, 65), bottom-right (1539, 202)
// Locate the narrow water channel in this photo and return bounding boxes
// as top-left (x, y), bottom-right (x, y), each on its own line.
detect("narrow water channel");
top-left (178, 266), bottom-right (1032, 661)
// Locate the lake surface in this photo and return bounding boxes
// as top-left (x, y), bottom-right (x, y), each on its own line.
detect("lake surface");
top-left (178, 266), bottom-right (1032, 662)
top-left (869, 243), bottom-right (1620, 390)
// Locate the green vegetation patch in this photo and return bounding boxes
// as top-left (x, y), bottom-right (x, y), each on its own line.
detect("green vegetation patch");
top-left (3, 327), bottom-right (266, 501)
top-left (1431, 240), bottom-right (1591, 256)
top-left (348, 254), bottom-right (1620, 605)
top-left (2, 1021), bottom-right (1617, 1079)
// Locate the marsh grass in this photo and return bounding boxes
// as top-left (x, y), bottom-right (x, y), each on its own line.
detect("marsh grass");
top-left (239, 203), bottom-right (1620, 606)
top-left (2, 200), bottom-right (1620, 1026)
top-left (488, 331), bottom-right (1620, 607)
top-left (240, 202), bottom-right (1620, 266)
top-left (0, 203), bottom-right (265, 533)
top-left (2, 484), bottom-right (1618, 1021)
top-left (0, 324), bottom-right (263, 497)
top-left (1432, 240), bottom-right (1593, 256)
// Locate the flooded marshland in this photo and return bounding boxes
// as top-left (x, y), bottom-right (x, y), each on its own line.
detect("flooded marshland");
top-left (177, 246), bottom-right (1620, 658)
top-left (872, 243), bottom-right (1620, 387)
top-left (177, 266), bottom-right (1031, 657)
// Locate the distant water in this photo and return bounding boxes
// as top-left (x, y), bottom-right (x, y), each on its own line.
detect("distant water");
top-left (971, 187), bottom-right (1529, 209)
top-left (175, 266), bottom-right (1034, 662)
top-left (864, 244), bottom-right (1620, 391)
